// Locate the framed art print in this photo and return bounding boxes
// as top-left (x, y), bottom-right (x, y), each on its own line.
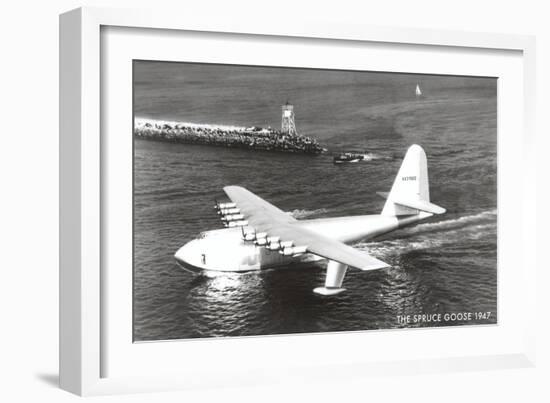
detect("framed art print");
top-left (132, 61), bottom-right (497, 341)
top-left (60, 7), bottom-right (537, 396)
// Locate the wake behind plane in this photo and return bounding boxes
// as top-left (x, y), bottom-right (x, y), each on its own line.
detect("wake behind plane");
top-left (175, 144), bottom-right (445, 295)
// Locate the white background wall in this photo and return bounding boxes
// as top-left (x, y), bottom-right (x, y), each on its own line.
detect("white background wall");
top-left (0, 0), bottom-right (547, 401)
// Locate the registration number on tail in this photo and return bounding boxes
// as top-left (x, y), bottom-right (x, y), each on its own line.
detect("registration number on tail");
top-left (402, 176), bottom-right (417, 181)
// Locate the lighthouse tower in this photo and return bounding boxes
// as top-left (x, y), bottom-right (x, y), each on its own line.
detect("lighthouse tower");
top-left (281, 102), bottom-right (297, 136)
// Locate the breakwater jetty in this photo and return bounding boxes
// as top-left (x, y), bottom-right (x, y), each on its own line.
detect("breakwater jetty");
top-left (134, 119), bottom-right (325, 154)
top-left (134, 103), bottom-right (326, 155)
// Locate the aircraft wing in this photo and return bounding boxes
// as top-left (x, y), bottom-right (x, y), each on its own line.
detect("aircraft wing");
top-left (223, 186), bottom-right (389, 271)
top-left (275, 223), bottom-right (390, 271)
top-left (223, 185), bottom-right (296, 227)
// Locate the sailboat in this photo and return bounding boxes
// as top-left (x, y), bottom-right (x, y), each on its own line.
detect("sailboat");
top-left (415, 83), bottom-right (422, 97)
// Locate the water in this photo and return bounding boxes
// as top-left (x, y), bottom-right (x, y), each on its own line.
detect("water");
top-left (133, 61), bottom-right (497, 341)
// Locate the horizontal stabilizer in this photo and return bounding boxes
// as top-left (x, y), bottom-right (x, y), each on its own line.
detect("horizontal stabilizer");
top-left (376, 191), bottom-right (389, 199)
top-left (393, 197), bottom-right (446, 214)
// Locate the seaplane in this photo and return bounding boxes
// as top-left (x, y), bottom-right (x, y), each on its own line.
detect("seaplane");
top-left (175, 144), bottom-right (445, 295)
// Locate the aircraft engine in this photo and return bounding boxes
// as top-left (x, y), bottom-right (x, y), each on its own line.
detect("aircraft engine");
top-left (278, 240), bottom-right (293, 255)
top-left (281, 247), bottom-right (294, 256)
top-left (215, 201), bottom-right (236, 210)
top-left (266, 236), bottom-right (280, 244)
top-left (292, 245), bottom-right (308, 256)
top-left (228, 220), bottom-right (248, 228)
top-left (280, 245), bottom-right (307, 256)
top-left (280, 240), bottom-right (293, 248)
top-left (221, 213), bottom-right (245, 222)
top-left (268, 242), bottom-right (280, 251)
top-left (255, 232), bottom-right (267, 246)
top-left (218, 207), bottom-right (240, 215)
top-left (267, 236), bottom-right (280, 251)
top-left (241, 227), bottom-right (256, 241)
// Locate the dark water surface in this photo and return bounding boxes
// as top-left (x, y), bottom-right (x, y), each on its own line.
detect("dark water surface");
top-left (133, 62), bottom-right (497, 341)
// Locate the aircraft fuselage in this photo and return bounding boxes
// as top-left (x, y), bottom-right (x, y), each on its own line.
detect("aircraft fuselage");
top-left (174, 212), bottom-right (431, 273)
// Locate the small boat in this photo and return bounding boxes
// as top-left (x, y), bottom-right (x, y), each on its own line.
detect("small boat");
top-left (415, 83), bottom-right (422, 97)
top-left (333, 152), bottom-right (365, 164)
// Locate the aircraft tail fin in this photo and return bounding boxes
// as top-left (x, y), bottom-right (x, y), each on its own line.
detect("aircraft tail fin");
top-left (381, 144), bottom-right (445, 216)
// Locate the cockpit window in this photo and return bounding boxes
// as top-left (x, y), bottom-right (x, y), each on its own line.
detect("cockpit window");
top-left (197, 232), bottom-right (207, 239)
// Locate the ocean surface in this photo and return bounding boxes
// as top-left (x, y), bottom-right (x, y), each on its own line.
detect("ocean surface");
top-left (133, 61), bottom-right (497, 341)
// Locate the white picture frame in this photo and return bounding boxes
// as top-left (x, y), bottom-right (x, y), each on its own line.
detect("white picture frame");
top-left (59, 6), bottom-right (537, 396)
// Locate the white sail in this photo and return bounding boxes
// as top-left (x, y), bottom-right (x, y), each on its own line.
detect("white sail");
top-left (415, 84), bottom-right (422, 97)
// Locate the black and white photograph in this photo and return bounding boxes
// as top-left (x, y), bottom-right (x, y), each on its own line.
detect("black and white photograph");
top-left (6, 0), bottom-right (549, 400)
top-left (132, 60), bottom-right (497, 341)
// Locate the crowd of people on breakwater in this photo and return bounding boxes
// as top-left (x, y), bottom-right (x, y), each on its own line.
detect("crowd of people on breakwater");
top-left (134, 119), bottom-right (325, 154)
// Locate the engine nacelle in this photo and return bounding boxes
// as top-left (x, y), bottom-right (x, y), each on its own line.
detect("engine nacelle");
top-left (229, 208), bottom-right (240, 214)
top-left (278, 240), bottom-right (295, 255)
top-left (218, 207), bottom-right (240, 215)
top-left (266, 236), bottom-right (280, 251)
top-left (242, 228), bottom-right (256, 241)
top-left (268, 241), bottom-right (281, 251)
top-left (228, 220), bottom-right (248, 228)
top-left (279, 245), bottom-right (307, 256)
top-left (221, 213), bottom-right (245, 222)
top-left (291, 245), bottom-right (308, 256)
top-left (280, 240), bottom-right (293, 248)
top-left (216, 202), bottom-right (236, 209)
top-left (280, 246), bottom-right (294, 256)
top-left (255, 232), bottom-right (267, 246)
top-left (266, 236), bottom-right (280, 244)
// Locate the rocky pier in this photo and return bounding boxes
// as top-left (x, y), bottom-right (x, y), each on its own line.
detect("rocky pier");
top-left (134, 118), bottom-right (325, 155)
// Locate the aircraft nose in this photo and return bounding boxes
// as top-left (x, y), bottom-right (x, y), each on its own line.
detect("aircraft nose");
top-left (174, 241), bottom-right (194, 264)
top-left (174, 239), bottom-right (205, 273)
